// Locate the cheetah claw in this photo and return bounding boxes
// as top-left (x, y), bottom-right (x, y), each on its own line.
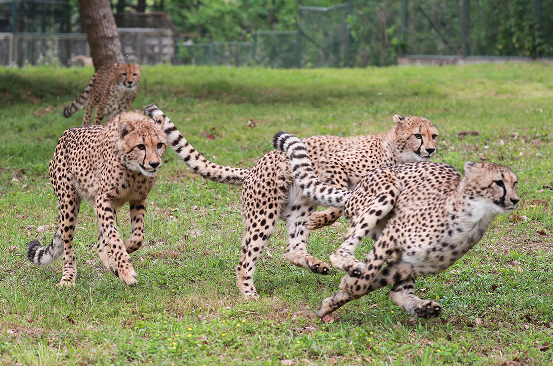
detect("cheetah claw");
top-left (310, 262), bottom-right (330, 275)
top-left (414, 301), bottom-right (442, 319)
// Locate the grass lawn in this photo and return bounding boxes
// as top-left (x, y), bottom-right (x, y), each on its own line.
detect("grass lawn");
top-left (0, 63), bottom-right (552, 365)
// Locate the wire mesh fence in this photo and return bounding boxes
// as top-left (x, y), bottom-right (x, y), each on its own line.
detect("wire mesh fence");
top-left (298, 4), bottom-right (350, 68)
top-left (0, 28), bottom-right (174, 66)
top-left (3, 1), bottom-right (553, 68)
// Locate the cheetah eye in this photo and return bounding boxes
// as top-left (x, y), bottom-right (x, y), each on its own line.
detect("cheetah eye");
top-left (432, 134), bottom-right (438, 139)
top-left (414, 134), bottom-right (422, 139)
top-left (122, 73), bottom-right (127, 76)
top-left (133, 73), bottom-right (138, 76)
top-left (137, 144), bottom-right (145, 150)
top-left (494, 180), bottom-right (505, 188)
top-left (157, 142), bottom-right (164, 149)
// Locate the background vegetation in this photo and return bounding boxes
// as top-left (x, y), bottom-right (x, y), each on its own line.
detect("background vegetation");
top-left (0, 63), bottom-right (552, 364)
top-left (106, 0), bottom-right (553, 65)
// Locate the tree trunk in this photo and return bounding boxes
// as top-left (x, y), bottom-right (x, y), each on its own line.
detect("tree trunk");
top-left (78, 0), bottom-right (124, 70)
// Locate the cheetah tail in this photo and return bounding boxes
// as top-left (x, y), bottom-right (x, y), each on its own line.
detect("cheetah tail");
top-left (272, 131), bottom-right (351, 208)
top-left (63, 75), bottom-right (95, 118)
top-left (144, 104), bottom-right (247, 186)
top-left (27, 231), bottom-right (64, 266)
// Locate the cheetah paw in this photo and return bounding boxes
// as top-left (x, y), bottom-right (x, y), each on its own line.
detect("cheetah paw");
top-left (414, 301), bottom-right (442, 319)
top-left (309, 262), bottom-right (330, 275)
top-left (117, 265), bottom-right (137, 286)
top-left (57, 279), bottom-right (75, 287)
top-left (330, 253), bottom-right (365, 277)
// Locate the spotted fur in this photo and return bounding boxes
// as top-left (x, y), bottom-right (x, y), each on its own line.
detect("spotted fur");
top-left (274, 132), bottom-right (519, 319)
top-left (27, 111), bottom-right (166, 286)
top-left (63, 62), bottom-right (141, 125)
top-left (144, 105), bottom-right (439, 299)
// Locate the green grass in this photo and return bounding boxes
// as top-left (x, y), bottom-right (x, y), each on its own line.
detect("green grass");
top-left (1, 63), bottom-right (552, 365)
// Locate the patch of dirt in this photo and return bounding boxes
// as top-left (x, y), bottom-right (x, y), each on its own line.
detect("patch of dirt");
top-left (2, 323), bottom-right (43, 338)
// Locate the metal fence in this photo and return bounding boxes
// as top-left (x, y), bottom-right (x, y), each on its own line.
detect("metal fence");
top-left (0, 28), bottom-right (173, 66)
top-left (175, 4), bottom-right (350, 68)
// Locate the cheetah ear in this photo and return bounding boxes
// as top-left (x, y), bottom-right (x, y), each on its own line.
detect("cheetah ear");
top-left (463, 161), bottom-right (479, 174)
top-left (119, 120), bottom-right (135, 138)
top-left (393, 114), bottom-right (405, 124)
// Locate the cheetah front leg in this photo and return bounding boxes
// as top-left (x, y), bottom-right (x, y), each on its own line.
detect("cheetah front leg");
top-left (390, 278), bottom-right (442, 318)
top-left (124, 200), bottom-right (146, 254)
top-left (82, 99), bottom-right (95, 125)
top-left (95, 196), bottom-right (137, 286)
top-left (330, 178), bottom-right (399, 277)
top-left (316, 228), bottom-right (397, 318)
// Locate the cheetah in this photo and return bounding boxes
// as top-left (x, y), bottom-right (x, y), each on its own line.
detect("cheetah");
top-left (273, 131), bottom-right (519, 319)
top-left (63, 62), bottom-right (141, 125)
top-left (27, 111), bottom-right (167, 286)
top-left (144, 105), bottom-right (439, 299)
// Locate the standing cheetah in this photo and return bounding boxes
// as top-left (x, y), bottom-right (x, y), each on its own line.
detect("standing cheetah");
top-left (144, 105), bottom-right (439, 299)
top-left (63, 62), bottom-right (141, 125)
top-left (274, 131), bottom-right (519, 319)
top-left (27, 111), bottom-right (166, 286)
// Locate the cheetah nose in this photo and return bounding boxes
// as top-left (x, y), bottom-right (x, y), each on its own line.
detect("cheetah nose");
top-left (127, 81), bottom-right (134, 86)
top-left (426, 148), bottom-right (435, 154)
top-left (150, 162), bottom-right (160, 169)
top-left (510, 198), bottom-right (519, 205)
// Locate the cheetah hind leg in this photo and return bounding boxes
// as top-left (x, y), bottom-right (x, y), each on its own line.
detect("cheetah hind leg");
top-left (283, 203), bottom-right (330, 275)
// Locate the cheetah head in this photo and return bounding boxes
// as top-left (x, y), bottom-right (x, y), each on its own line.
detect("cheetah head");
top-left (114, 112), bottom-right (167, 177)
top-left (464, 162), bottom-right (519, 214)
top-left (393, 114), bottom-right (439, 162)
top-left (116, 63), bottom-right (141, 89)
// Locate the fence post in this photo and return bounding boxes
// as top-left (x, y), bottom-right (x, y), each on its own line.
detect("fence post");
top-left (252, 33), bottom-right (257, 64)
top-left (344, 2), bottom-right (350, 67)
top-left (401, 0), bottom-right (408, 56)
top-left (534, 0), bottom-right (541, 58)
top-left (296, 9), bottom-right (302, 68)
top-left (462, 0), bottom-right (470, 57)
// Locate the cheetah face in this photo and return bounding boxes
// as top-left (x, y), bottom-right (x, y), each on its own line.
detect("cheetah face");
top-left (393, 114), bottom-right (439, 162)
top-left (464, 162), bottom-right (519, 213)
top-left (116, 113), bottom-right (167, 177)
top-left (116, 64), bottom-right (141, 89)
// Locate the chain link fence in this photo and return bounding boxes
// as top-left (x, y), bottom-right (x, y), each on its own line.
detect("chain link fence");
top-left (175, 4), bottom-right (350, 68)
top-left (0, 28), bottom-right (173, 66)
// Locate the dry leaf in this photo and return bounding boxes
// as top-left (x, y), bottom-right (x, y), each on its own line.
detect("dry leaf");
top-left (537, 230), bottom-right (547, 236)
top-left (491, 284), bottom-right (498, 291)
top-left (457, 130), bottom-right (479, 139)
top-left (280, 360), bottom-right (294, 366)
top-left (36, 225), bottom-right (50, 233)
top-left (246, 118), bottom-right (257, 128)
top-left (8, 246), bottom-right (16, 252)
top-left (475, 318), bottom-right (483, 325)
top-left (535, 342), bottom-right (550, 351)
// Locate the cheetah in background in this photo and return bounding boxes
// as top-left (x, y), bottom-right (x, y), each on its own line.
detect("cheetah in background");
top-left (145, 105), bottom-right (440, 299)
top-left (27, 111), bottom-right (167, 286)
top-left (274, 131), bottom-right (519, 319)
top-left (63, 61), bottom-right (141, 125)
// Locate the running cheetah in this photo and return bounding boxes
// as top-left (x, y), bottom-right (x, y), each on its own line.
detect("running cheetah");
top-left (274, 131), bottom-right (519, 319)
top-left (144, 105), bottom-right (439, 299)
top-left (27, 111), bottom-right (167, 286)
top-left (63, 62), bottom-right (141, 125)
